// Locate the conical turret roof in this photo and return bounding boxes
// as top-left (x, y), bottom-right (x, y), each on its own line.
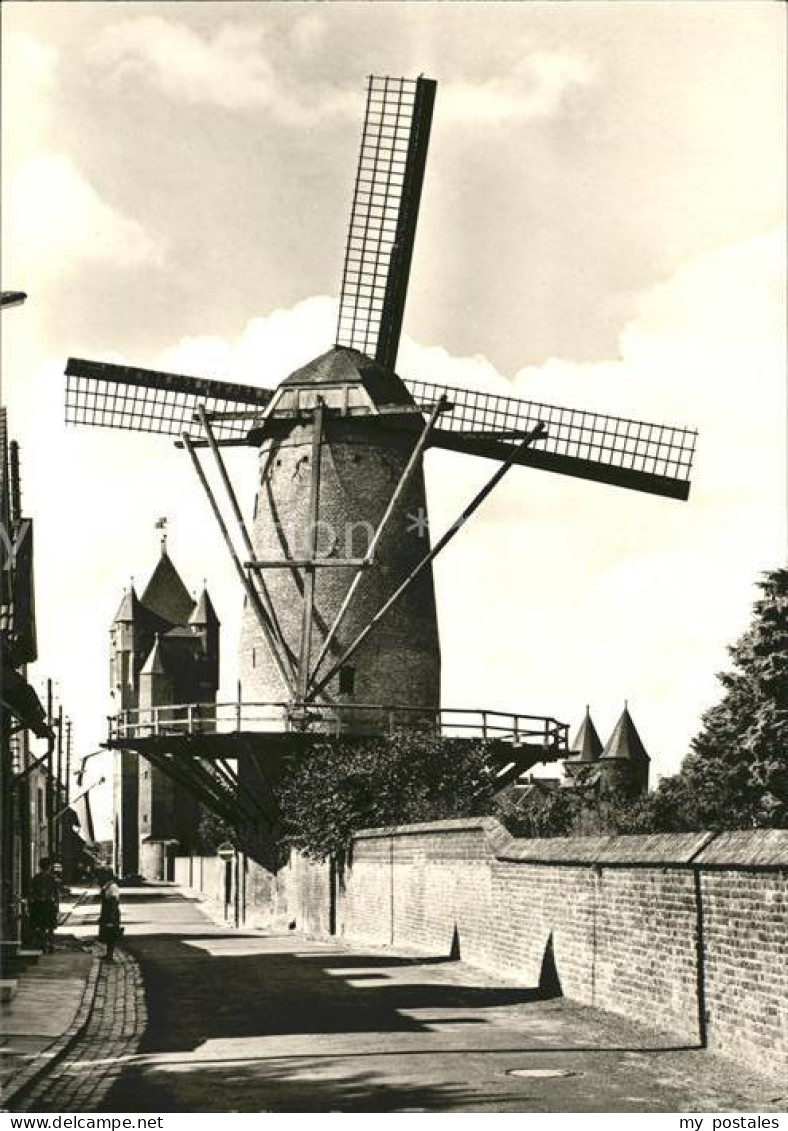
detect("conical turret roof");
top-left (602, 706), bottom-right (650, 763)
top-left (140, 550), bottom-right (195, 625)
top-left (140, 635), bottom-right (166, 676)
top-left (112, 586), bottom-right (140, 624)
top-left (569, 707), bottom-right (603, 763)
top-left (189, 586), bottom-right (219, 627)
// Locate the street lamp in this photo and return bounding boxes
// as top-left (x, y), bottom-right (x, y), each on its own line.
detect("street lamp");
top-left (0, 292), bottom-right (27, 309)
top-left (45, 776), bottom-right (106, 826)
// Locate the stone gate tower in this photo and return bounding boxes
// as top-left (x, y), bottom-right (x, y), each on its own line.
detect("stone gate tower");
top-left (110, 541), bottom-right (220, 878)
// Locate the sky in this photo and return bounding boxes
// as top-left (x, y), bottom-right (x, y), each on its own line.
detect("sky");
top-left (1, 1), bottom-right (785, 837)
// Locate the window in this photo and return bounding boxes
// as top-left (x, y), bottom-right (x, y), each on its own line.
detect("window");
top-left (339, 666), bottom-right (355, 695)
top-left (252, 647), bottom-right (257, 668)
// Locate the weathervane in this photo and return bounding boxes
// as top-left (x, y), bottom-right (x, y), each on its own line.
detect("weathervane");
top-left (154, 516), bottom-right (168, 555)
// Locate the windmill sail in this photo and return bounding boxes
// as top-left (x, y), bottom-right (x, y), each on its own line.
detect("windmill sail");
top-left (404, 378), bottom-right (697, 500)
top-left (335, 75), bottom-right (436, 372)
top-left (65, 358), bottom-right (272, 440)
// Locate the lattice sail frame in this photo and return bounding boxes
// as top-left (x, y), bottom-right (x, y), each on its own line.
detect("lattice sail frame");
top-left (65, 359), bottom-right (272, 441)
top-left (64, 358), bottom-right (696, 496)
top-left (405, 378), bottom-right (696, 496)
top-left (335, 75), bottom-right (435, 369)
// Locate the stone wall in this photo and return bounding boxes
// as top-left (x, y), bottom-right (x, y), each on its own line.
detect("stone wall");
top-left (175, 821), bottom-right (787, 1080)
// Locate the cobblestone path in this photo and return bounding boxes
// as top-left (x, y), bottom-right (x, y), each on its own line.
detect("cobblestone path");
top-left (17, 951), bottom-right (147, 1112)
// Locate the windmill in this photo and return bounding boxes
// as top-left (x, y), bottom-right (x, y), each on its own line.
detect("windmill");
top-left (64, 76), bottom-right (696, 815)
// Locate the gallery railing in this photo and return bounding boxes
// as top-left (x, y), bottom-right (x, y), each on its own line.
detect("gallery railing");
top-left (108, 701), bottom-right (568, 751)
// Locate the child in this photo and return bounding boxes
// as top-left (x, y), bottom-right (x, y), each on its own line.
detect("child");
top-left (98, 871), bottom-right (122, 962)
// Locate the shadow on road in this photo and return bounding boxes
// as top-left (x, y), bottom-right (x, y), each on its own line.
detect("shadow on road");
top-left (96, 924), bottom-right (699, 1113)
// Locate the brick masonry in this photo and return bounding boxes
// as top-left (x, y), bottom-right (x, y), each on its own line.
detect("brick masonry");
top-left (176, 821), bottom-right (787, 1081)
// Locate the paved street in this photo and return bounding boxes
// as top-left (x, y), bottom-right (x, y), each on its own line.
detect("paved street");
top-left (16, 885), bottom-right (784, 1113)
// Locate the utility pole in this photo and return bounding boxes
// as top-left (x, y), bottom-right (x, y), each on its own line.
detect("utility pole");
top-left (46, 679), bottom-right (54, 858)
top-left (65, 719), bottom-right (72, 806)
top-left (55, 704), bottom-right (63, 855)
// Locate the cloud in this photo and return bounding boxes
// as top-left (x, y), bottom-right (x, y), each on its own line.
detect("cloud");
top-left (2, 32), bottom-right (165, 283)
top-left (4, 154), bottom-right (165, 280)
top-left (89, 17), bottom-right (356, 124)
top-left (441, 51), bottom-right (596, 124)
top-left (154, 296), bottom-right (337, 388)
top-left (1, 32), bottom-right (55, 166)
top-left (88, 16), bottom-right (592, 128)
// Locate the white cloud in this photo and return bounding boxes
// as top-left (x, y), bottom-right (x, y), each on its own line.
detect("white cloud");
top-left (89, 17), bottom-right (356, 124)
top-left (441, 51), bottom-right (596, 124)
top-left (155, 296), bottom-right (337, 389)
top-left (1, 32), bottom-right (165, 283)
top-left (1, 32), bottom-right (55, 166)
top-left (4, 154), bottom-right (165, 280)
top-left (87, 17), bottom-right (592, 128)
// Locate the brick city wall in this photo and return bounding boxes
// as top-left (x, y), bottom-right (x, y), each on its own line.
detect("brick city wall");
top-left (175, 820), bottom-right (787, 1080)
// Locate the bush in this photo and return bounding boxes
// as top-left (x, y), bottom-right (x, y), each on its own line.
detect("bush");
top-left (277, 729), bottom-right (497, 860)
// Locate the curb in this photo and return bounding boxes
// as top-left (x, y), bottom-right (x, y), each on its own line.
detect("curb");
top-left (1, 948), bottom-right (103, 1112)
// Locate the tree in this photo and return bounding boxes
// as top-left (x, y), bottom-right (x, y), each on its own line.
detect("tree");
top-left (494, 782), bottom-right (583, 838)
top-left (660, 567), bottom-right (788, 829)
top-left (277, 729), bottom-right (497, 861)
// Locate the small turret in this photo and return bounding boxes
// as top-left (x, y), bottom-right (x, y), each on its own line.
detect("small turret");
top-left (569, 706), bottom-right (603, 763)
top-left (563, 705), bottom-right (604, 785)
top-left (189, 585), bottom-right (220, 695)
top-left (600, 704), bottom-right (650, 796)
top-left (112, 584), bottom-right (140, 625)
top-left (138, 634), bottom-right (174, 710)
top-left (189, 585), bottom-right (219, 631)
top-left (110, 585), bottom-right (142, 706)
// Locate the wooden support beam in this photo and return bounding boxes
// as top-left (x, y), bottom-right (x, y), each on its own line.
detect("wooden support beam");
top-left (246, 558), bottom-right (372, 569)
top-left (308, 420), bottom-right (546, 701)
top-left (143, 749), bottom-right (237, 825)
top-left (182, 430), bottom-right (297, 699)
top-left (216, 757), bottom-right (274, 825)
top-left (308, 395), bottom-right (444, 691)
top-left (196, 406), bottom-right (294, 679)
top-left (297, 402), bottom-right (324, 701)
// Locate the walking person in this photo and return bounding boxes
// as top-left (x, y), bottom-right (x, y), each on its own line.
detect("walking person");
top-left (98, 870), bottom-right (122, 962)
top-left (28, 857), bottom-right (59, 953)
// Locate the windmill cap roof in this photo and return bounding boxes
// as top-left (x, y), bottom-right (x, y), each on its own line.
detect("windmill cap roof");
top-left (568, 707), bottom-right (603, 762)
top-left (140, 550), bottom-right (195, 625)
top-left (189, 587), bottom-right (219, 626)
top-left (280, 346), bottom-right (416, 409)
top-left (602, 706), bottom-right (650, 763)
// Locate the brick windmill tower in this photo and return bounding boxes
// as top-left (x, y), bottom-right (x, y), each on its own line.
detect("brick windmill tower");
top-left (64, 75), bottom-right (696, 824)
